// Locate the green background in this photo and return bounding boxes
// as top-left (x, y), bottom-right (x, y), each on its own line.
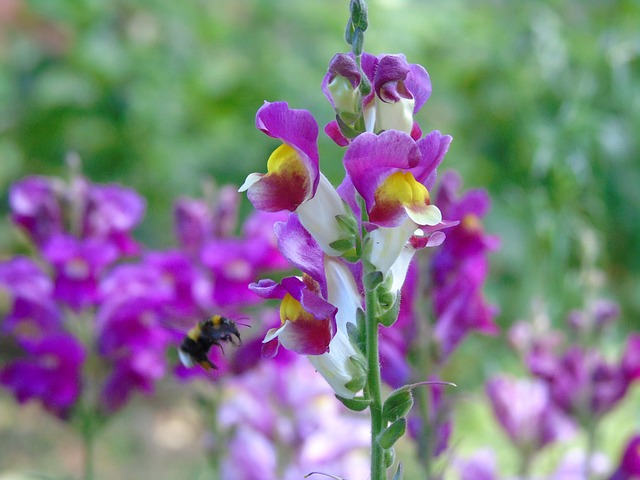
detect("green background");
top-left (1, 0), bottom-right (639, 477)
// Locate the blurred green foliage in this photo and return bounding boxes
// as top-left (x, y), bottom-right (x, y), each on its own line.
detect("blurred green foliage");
top-left (1, 0), bottom-right (639, 328)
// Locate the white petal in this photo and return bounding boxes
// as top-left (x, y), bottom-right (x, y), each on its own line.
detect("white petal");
top-left (296, 174), bottom-right (348, 256)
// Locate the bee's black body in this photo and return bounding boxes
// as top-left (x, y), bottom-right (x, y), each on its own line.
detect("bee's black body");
top-left (178, 315), bottom-right (242, 371)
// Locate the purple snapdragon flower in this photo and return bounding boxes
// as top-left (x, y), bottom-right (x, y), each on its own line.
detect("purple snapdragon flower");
top-left (0, 333), bottom-right (85, 417)
top-left (486, 375), bottom-right (574, 452)
top-left (0, 256), bottom-right (62, 343)
top-left (430, 171), bottom-right (500, 361)
top-left (510, 303), bottom-right (640, 423)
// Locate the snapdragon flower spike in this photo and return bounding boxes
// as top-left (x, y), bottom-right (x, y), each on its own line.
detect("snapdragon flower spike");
top-left (430, 171), bottom-right (500, 360)
top-left (344, 129), bottom-right (450, 229)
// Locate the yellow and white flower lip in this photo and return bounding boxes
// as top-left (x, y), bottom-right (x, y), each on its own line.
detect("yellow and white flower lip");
top-left (343, 129), bottom-right (451, 228)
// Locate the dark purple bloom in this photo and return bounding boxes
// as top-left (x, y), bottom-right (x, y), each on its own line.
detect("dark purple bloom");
top-left (174, 197), bottom-right (214, 256)
top-left (486, 375), bottom-right (574, 451)
top-left (527, 343), bottom-right (634, 420)
top-left (610, 435), bottom-right (640, 480)
top-left (0, 333), bottom-right (85, 418)
top-left (430, 171), bottom-right (500, 360)
top-left (81, 183), bottom-right (146, 256)
top-left (0, 256), bottom-right (62, 344)
top-left (9, 176), bottom-right (64, 247)
top-left (379, 260), bottom-right (418, 388)
top-left (101, 355), bottom-right (164, 413)
top-left (42, 235), bottom-right (119, 312)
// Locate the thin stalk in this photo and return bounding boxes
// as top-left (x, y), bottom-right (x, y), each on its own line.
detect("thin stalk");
top-left (584, 419), bottom-right (598, 480)
top-left (364, 273), bottom-right (385, 480)
top-left (81, 414), bottom-right (95, 480)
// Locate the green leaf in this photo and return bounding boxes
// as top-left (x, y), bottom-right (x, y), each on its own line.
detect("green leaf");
top-left (382, 387), bottom-right (414, 423)
top-left (382, 386), bottom-right (413, 422)
top-left (377, 291), bottom-right (401, 327)
top-left (335, 212), bottom-right (358, 236)
top-left (377, 418), bottom-right (406, 450)
top-left (329, 237), bottom-right (354, 252)
top-left (334, 395), bottom-right (371, 412)
top-left (340, 249), bottom-right (360, 263)
top-left (392, 463), bottom-right (404, 480)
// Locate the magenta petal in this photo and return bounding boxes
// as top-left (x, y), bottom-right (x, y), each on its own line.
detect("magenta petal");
top-left (261, 337), bottom-right (280, 359)
top-left (344, 130), bottom-right (421, 209)
top-left (324, 121), bottom-right (349, 147)
top-left (274, 215), bottom-right (326, 294)
top-left (249, 278), bottom-right (287, 300)
top-left (407, 63), bottom-right (432, 113)
top-left (416, 131), bottom-right (452, 189)
top-left (277, 316), bottom-right (332, 355)
top-left (255, 101), bottom-right (320, 193)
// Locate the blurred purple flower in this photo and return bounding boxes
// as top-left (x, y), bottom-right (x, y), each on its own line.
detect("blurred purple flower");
top-left (430, 171), bottom-right (500, 360)
top-left (379, 260), bottom-right (417, 388)
top-left (9, 175), bottom-right (64, 247)
top-left (532, 345), bottom-right (629, 418)
top-left (456, 449), bottom-right (498, 480)
top-left (81, 182), bottom-right (146, 256)
top-left (408, 378), bottom-right (453, 459)
top-left (610, 435), bottom-right (640, 480)
top-left (0, 256), bottom-right (62, 343)
top-left (486, 375), bottom-right (574, 452)
top-left (174, 197), bottom-right (214, 256)
top-left (216, 356), bottom-right (369, 479)
top-left (9, 175), bottom-right (145, 259)
top-left (42, 235), bottom-right (119, 312)
top-left (0, 333), bottom-right (85, 417)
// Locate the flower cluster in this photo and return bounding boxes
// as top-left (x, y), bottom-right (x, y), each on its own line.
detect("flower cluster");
top-left (0, 169), bottom-right (289, 418)
top-left (1, 172), bottom-right (149, 417)
top-left (510, 301), bottom-right (640, 424)
top-left (215, 355), bottom-right (370, 479)
top-left (457, 300), bottom-right (640, 479)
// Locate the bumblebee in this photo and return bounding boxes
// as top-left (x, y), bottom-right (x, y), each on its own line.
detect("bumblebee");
top-left (178, 315), bottom-right (243, 371)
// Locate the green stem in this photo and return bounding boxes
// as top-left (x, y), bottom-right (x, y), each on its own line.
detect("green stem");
top-left (584, 419), bottom-right (598, 480)
top-left (365, 272), bottom-right (385, 480)
top-left (81, 414), bottom-right (95, 480)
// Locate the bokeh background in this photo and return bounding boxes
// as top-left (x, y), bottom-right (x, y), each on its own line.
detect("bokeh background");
top-left (1, 0), bottom-right (638, 478)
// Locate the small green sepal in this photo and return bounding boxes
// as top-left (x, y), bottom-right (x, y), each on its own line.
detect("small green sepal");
top-left (377, 418), bottom-right (406, 450)
top-left (377, 291), bottom-right (401, 327)
top-left (329, 237), bottom-right (354, 252)
top-left (344, 355), bottom-right (368, 393)
top-left (384, 447), bottom-right (395, 468)
top-left (334, 395), bottom-right (371, 412)
top-left (335, 211), bottom-right (358, 236)
top-left (382, 387), bottom-right (414, 423)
